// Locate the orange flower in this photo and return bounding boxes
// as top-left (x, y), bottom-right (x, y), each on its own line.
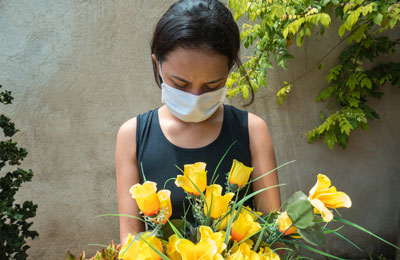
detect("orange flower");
top-left (130, 181), bottom-right (160, 216)
top-left (231, 210), bottom-right (261, 242)
top-left (154, 190), bottom-right (172, 224)
top-left (277, 211), bottom-right (298, 235)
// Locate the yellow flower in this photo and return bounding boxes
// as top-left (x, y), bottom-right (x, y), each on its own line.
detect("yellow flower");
top-left (258, 246), bottom-right (280, 260)
top-left (118, 232), bottom-right (163, 260)
top-left (231, 210), bottom-right (261, 242)
top-left (130, 181), bottom-right (160, 216)
top-left (154, 190), bottom-right (172, 224)
top-left (243, 206), bottom-right (263, 221)
top-left (166, 234), bottom-right (181, 260)
top-left (204, 184), bottom-right (235, 219)
top-left (199, 226), bottom-right (227, 254)
top-left (175, 162), bottom-right (207, 196)
top-left (175, 238), bottom-right (223, 260)
top-left (277, 211), bottom-right (298, 236)
top-left (216, 208), bottom-right (235, 231)
top-left (228, 160), bottom-right (254, 188)
top-left (226, 242), bottom-right (259, 260)
top-left (308, 174), bottom-right (352, 222)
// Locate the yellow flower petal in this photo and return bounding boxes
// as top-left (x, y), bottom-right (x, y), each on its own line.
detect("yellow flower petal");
top-left (310, 199), bottom-right (333, 222)
top-left (318, 191), bottom-right (352, 208)
top-left (204, 184), bottom-right (235, 219)
top-left (277, 211), bottom-right (298, 235)
top-left (175, 162), bottom-right (207, 196)
top-left (243, 206), bottom-right (263, 221)
top-left (231, 211), bottom-right (261, 242)
top-left (166, 235), bottom-right (181, 260)
top-left (119, 232), bottom-right (163, 260)
top-left (119, 233), bottom-right (139, 260)
top-left (216, 208), bottom-right (235, 231)
top-left (308, 174), bottom-right (352, 221)
top-left (175, 238), bottom-right (218, 260)
top-left (309, 174), bottom-right (332, 198)
top-left (228, 160), bottom-right (254, 187)
top-left (155, 189), bottom-right (172, 224)
top-left (199, 226), bottom-right (227, 253)
top-left (129, 182), bottom-right (160, 216)
top-left (226, 242), bottom-right (259, 260)
top-left (258, 246), bottom-right (280, 260)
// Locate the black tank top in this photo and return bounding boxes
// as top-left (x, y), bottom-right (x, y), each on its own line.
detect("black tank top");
top-left (136, 105), bottom-right (253, 222)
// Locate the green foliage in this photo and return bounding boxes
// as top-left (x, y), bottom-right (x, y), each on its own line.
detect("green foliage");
top-left (310, 37), bottom-right (400, 149)
top-left (66, 241), bottom-right (121, 260)
top-left (227, 0), bottom-right (400, 149)
top-left (285, 191), bottom-right (314, 229)
top-left (0, 85), bottom-right (38, 260)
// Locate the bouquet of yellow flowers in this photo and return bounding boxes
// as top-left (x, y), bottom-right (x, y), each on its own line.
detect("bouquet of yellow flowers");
top-left (67, 159), bottom-right (398, 260)
top-left (114, 159), bottom-right (396, 260)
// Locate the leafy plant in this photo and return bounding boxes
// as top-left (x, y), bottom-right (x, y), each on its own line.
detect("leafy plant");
top-left (0, 85), bottom-right (38, 259)
top-left (66, 241), bottom-right (121, 260)
top-left (227, 0), bottom-right (400, 149)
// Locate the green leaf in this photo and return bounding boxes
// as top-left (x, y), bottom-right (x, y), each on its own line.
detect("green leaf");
top-left (277, 96), bottom-right (283, 105)
top-left (283, 27), bottom-right (289, 39)
top-left (331, 0), bottom-right (339, 5)
top-left (285, 191), bottom-right (314, 229)
top-left (165, 219), bottom-right (184, 239)
top-left (284, 240), bottom-right (347, 260)
top-left (389, 18), bottom-right (397, 29)
top-left (334, 216), bottom-right (400, 249)
top-left (320, 14), bottom-right (331, 27)
top-left (271, 5), bottom-right (285, 19)
top-left (297, 223), bottom-right (325, 246)
top-left (320, 111), bottom-right (325, 121)
top-left (362, 4), bottom-right (373, 16)
top-left (346, 73), bottom-right (357, 91)
top-left (361, 77), bottom-right (372, 89)
top-left (373, 13), bottom-right (383, 26)
top-left (321, 0), bottom-right (330, 7)
top-left (338, 24), bottom-right (346, 37)
top-left (296, 30), bottom-right (305, 47)
top-left (242, 85), bottom-right (249, 99)
top-left (323, 228), bottom-right (363, 251)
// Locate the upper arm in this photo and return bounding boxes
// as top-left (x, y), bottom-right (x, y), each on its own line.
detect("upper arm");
top-left (115, 117), bottom-right (144, 243)
top-left (248, 113), bottom-right (281, 213)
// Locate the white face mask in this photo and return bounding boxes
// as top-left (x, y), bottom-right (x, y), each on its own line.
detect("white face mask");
top-left (159, 63), bottom-right (227, 123)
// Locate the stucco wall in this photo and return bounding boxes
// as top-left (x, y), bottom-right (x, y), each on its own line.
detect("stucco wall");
top-left (0, 1), bottom-right (399, 259)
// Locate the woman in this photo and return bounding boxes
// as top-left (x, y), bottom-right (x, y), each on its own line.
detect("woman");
top-left (116, 0), bottom-right (280, 245)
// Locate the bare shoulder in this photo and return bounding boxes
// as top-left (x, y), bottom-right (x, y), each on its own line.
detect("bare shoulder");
top-left (118, 117), bottom-right (137, 137)
top-left (248, 112), bottom-right (271, 139)
top-left (116, 117), bottom-right (137, 157)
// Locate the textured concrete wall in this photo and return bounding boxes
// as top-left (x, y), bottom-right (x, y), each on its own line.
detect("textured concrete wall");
top-left (0, 1), bottom-right (398, 259)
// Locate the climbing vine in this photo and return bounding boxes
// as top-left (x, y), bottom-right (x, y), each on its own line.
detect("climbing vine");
top-left (227, 0), bottom-right (400, 149)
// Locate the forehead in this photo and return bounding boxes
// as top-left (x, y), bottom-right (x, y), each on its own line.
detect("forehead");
top-left (162, 46), bottom-right (229, 79)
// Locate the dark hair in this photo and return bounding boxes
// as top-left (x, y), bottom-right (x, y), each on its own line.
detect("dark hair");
top-left (151, 0), bottom-right (241, 88)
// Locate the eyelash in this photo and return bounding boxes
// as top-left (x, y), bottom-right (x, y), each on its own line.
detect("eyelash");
top-left (174, 83), bottom-right (188, 88)
top-left (174, 82), bottom-right (221, 91)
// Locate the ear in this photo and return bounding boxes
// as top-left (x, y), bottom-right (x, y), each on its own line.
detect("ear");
top-left (151, 54), bottom-right (159, 71)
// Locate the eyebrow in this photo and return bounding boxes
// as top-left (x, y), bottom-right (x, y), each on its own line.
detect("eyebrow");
top-left (171, 75), bottom-right (225, 84)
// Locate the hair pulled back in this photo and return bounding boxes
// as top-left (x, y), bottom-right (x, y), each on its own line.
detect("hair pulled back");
top-left (151, 0), bottom-right (241, 88)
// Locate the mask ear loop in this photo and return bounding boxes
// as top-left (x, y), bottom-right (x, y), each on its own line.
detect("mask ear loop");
top-left (158, 61), bottom-right (165, 83)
